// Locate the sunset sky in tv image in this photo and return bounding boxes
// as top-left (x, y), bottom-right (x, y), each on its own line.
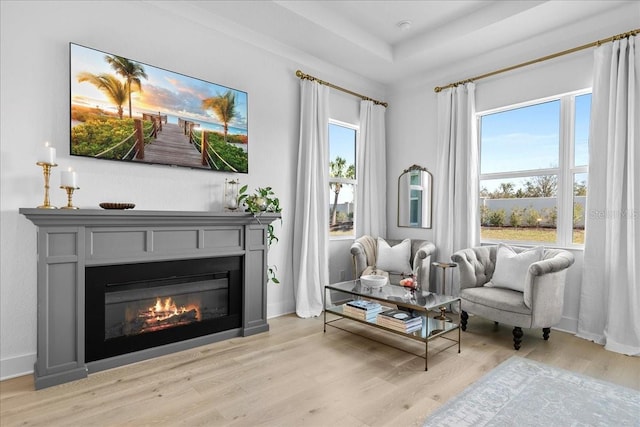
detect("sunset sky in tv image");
top-left (70, 43), bottom-right (247, 132)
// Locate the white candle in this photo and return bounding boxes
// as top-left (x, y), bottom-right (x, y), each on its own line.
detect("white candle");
top-left (61, 167), bottom-right (78, 188)
top-left (37, 142), bottom-right (56, 165)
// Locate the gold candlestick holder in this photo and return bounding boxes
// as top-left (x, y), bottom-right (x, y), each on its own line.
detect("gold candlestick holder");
top-left (60, 186), bottom-right (80, 209)
top-left (36, 162), bottom-right (58, 209)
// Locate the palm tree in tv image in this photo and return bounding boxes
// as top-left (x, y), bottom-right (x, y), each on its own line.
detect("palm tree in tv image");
top-left (76, 72), bottom-right (127, 119)
top-left (201, 90), bottom-right (237, 142)
top-left (104, 55), bottom-right (148, 118)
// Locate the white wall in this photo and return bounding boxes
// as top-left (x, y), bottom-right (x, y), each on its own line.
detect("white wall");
top-left (0, 0), bottom-right (384, 380)
top-left (2, 0), bottom-right (637, 380)
top-left (386, 4), bottom-right (639, 335)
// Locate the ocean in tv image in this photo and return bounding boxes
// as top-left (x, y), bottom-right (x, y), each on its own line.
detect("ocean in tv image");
top-left (70, 43), bottom-right (248, 173)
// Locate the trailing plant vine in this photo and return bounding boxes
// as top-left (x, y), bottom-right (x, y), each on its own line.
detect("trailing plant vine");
top-left (237, 185), bottom-right (282, 283)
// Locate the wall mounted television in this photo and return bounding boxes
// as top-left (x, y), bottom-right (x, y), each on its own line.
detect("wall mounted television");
top-left (70, 43), bottom-right (248, 173)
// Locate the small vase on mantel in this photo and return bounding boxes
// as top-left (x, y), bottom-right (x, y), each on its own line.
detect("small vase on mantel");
top-left (224, 179), bottom-right (239, 211)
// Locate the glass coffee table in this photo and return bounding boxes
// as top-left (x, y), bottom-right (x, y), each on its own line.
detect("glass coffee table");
top-left (324, 279), bottom-right (461, 370)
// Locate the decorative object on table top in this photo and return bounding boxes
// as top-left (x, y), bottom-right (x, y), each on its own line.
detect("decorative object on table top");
top-left (237, 185), bottom-right (282, 283)
top-left (399, 266), bottom-right (421, 290)
top-left (99, 202), bottom-right (136, 210)
top-left (36, 141), bottom-right (58, 209)
top-left (360, 274), bottom-right (388, 288)
top-left (399, 276), bottom-right (416, 288)
top-left (399, 268), bottom-right (420, 299)
top-left (59, 167), bottom-right (80, 210)
top-left (223, 178), bottom-right (240, 211)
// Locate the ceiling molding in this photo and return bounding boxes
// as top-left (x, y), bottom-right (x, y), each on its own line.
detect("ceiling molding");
top-left (145, 0), bottom-right (640, 88)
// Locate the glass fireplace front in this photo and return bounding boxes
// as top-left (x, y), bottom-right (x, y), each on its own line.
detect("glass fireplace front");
top-left (86, 257), bottom-right (242, 362)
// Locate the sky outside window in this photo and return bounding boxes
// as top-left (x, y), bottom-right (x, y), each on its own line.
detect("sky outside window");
top-left (329, 123), bottom-right (356, 204)
top-left (329, 124), bottom-right (356, 171)
top-left (574, 93), bottom-right (591, 166)
top-left (481, 100), bottom-right (560, 176)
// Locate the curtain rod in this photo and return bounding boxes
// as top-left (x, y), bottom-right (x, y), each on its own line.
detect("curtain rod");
top-left (295, 70), bottom-right (388, 108)
top-left (434, 28), bottom-right (640, 93)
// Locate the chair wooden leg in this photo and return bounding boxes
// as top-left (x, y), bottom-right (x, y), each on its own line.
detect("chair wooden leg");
top-left (513, 327), bottom-right (523, 350)
top-left (543, 327), bottom-right (551, 340)
top-left (461, 311), bottom-right (468, 331)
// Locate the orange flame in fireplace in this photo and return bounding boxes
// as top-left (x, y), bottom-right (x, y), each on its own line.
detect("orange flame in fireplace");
top-left (147, 297), bottom-right (201, 322)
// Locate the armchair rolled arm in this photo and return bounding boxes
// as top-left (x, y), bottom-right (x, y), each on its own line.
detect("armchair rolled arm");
top-left (451, 246), bottom-right (495, 288)
top-left (529, 251), bottom-right (575, 276)
top-left (350, 241), bottom-right (369, 279)
top-left (350, 241), bottom-right (365, 257)
top-left (415, 241), bottom-right (436, 260)
top-left (413, 241), bottom-right (436, 288)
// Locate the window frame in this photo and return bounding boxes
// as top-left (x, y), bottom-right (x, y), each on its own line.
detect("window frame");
top-left (477, 89), bottom-right (591, 248)
top-left (328, 119), bottom-right (359, 241)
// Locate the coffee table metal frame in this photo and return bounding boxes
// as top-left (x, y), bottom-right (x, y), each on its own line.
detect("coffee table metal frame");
top-left (323, 279), bottom-right (461, 371)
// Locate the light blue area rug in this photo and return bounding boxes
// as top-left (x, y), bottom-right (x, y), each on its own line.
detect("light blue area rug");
top-left (423, 356), bottom-right (640, 426)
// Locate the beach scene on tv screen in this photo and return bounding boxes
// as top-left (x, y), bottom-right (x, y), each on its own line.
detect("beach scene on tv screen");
top-left (70, 43), bottom-right (248, 173)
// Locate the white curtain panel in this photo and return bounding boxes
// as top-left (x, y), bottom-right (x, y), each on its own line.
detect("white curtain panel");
top-left (356, 100), bottom-right (387, 237)
top-left (578, 35), bottom-right (639, 356)
top-left (434, 83), bottom-right (480, 296)
top-left (292, 80), bottom-right (330, 318)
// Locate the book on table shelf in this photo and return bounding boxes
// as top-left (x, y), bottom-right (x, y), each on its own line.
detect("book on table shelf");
top-left (342, 300), bottom-right (391, 321)
top-left (345, 300), bottom-right (382, 311)
top-left (377, 319), bottom-right (423, 333)
top-left (376, 309), bottom-right (423, 332)
top-left (376, 320), bottom-right (423, 333)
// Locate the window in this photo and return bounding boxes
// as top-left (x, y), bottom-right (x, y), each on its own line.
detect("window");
top-left (329, 121), bottom-right (357, 238)
top-left (478, 91), bottom-right (591, 246)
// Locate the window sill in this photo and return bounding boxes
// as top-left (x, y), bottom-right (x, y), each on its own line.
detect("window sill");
top-left (480, 239), bottom-right (585, 252)
top-left (329, 236), bottom-right (356, 242)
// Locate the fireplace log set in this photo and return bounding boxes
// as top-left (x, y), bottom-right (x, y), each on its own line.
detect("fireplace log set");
top-left (106, 306), bottom-right (227, 339)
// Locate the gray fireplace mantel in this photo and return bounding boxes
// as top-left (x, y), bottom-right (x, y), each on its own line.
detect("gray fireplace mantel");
top-left (20, 208), bottom-right (280, 389)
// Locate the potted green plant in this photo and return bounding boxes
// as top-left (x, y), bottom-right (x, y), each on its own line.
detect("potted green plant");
top-left (237, 185), bottom-right (282, 283)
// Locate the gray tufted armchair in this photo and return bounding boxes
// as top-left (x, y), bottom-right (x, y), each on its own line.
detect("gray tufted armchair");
top-left (351, 236), bottom-right (436, 288)
top-left (451, 245), bottom-right (575, 350)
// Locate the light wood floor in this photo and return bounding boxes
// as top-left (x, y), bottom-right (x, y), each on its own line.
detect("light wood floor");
top-left (1, 313), bottom-right (638, 427)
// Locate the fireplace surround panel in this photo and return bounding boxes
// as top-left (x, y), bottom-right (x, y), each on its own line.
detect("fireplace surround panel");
top-left (20, 209), bottom-right (280, 389)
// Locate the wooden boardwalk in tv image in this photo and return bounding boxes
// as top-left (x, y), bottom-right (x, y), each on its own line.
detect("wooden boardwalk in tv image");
top-left (134, 120), bottom-right (209, 170)
top-left (129, 115), bottom-right (239, 172)
top-left (82, 112), bottom-right (243, 172)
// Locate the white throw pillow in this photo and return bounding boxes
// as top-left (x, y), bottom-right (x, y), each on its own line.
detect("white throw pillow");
top-left (488, 243), bottom-right (544, 292)
top-left (376, 238), bottom-right (412, 274)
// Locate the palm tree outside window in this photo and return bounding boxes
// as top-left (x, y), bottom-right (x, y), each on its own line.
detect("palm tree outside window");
top-left (329, 121), bottom-right (358, 239)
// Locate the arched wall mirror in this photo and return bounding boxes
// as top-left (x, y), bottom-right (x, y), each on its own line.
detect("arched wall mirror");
top-left (398, 165), bottom-right (432, 229)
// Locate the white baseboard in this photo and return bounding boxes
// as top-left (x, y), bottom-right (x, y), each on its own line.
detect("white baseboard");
top-left (267, 300), bottom-right (295, 319)
top-left (554, 316), bottom-right (578, 335)
top-left (1, 353), bottom-right (35, 381)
